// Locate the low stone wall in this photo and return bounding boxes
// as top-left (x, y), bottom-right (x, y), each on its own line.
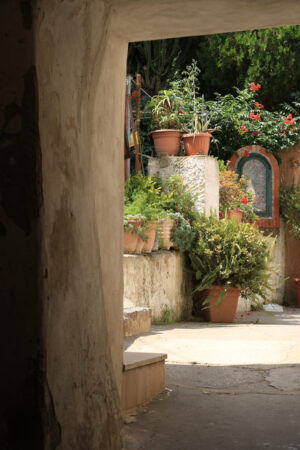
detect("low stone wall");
top-left (123, 251), bottom-right (193, 323)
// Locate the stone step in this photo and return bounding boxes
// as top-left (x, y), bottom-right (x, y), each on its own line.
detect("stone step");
top-left (123, 306), bottom-right (151, 337)
top-left (122, 351), bottom-right (167, 413)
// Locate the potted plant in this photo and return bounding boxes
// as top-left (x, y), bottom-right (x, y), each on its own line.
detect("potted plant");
top-left (123, 218), bottom-right (139, 253)
top-left (219, 168), bottom-right (257, 223)
top-left (182, 97), bottom-right (213, 156)
top-left (189, 214), bottom-right (277, 322)
top-left (148, 89), bottom-right (183, 156)
top-left (168, 61), bottom-right (214, 156)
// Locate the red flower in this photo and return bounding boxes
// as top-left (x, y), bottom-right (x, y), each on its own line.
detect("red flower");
top-left (289, 126), bottom-right (295, 132)
top-left (254, 102), bottom-right (264, 109)
top-left (281, 129), bottom-right (286, 135)
top-left (238, 125), bottom-right (248, 134)
top-left (252, 132), bottom-right (258, 137)
top-left (250, 82), bottom-right (261, 91)
top-left (250, 113), bottom-right (261, 121)
top-left (244, 150), bottom-right (250, 157)
top-left (178, 110), bottom-right (184, 114)
top-left (219, 211), bottom-right (224, 219)
top-left (241, 198), bottom-right (248, 205)
top-left (287, 113), bottom-right (293, 120)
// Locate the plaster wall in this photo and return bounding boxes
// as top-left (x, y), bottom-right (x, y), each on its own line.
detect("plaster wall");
top-left (124, 252), bottom-right (193, 322)
top-left (280, 141), bottom-right (300, 303)
top-left (35, 1), bottom-right (124, 448)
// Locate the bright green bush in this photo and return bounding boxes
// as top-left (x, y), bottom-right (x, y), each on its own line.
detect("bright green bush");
top-left (189, 214), bottom-right (277, 302)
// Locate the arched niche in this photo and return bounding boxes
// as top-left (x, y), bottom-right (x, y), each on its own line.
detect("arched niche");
top-left (228, 146), bottom-right (280, 228)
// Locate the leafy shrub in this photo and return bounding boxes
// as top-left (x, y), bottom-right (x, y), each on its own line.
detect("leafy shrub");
top-left (189, 214), bottom-right (277, 303)
top-left (280, 183), bottom-right (300, 238)
top-left (169, 213), bottom-right (196, 253)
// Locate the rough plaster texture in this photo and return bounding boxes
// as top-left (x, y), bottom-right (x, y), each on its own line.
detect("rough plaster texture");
top-left (148, 156), bottom-right (219, 215)
top-left (2, 0), bottom-right (299, 448)
top-left (123, 307), bottom-right (152, 337)
top-left (280, 141), bottom-right (300, 304)
top-left (124, 252), bottom-right (193, 322)
top-left (35, 1), bottom-right (125, 448)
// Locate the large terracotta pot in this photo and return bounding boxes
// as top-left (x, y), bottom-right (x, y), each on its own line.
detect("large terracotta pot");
top-left (228, 207), bottom-right (243, 223)
top-left (293, 278), bottom-right (300, 308)
top-left (151, 129), bottom-right (183, 156)
top-left (142, 222), bottom-right (157, 253)
top-left (135, 235), bottom-right (145, 254)
top-left (202, 285), bottom-right (240, 323)
top-left (182, 132), bottom-right (212, 156)
top-left (157, 219), bottom-right (174, 250)
top-left (124, 220), bottom-right (139, 253)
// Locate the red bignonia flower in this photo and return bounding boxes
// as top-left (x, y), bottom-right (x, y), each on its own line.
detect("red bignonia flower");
top-left (219, 210), bottom-right (224, 219)
top-left (250, 113), bottom-right (261, 121)
top-left (244, 150), bottom-right (250, 157)
top-left (252, 132), bottom-right (259, 136)
top-left (238, 125), bottom-right (248, 134)
top-left (250, 82), bottom-right (261, 91)
top-left (241, 198), bottom-right (248, 205)
top-left (254, 102), bottom-right (264, 109)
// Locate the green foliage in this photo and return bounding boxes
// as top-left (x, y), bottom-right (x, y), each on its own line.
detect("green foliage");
top-left (169, 213), bottom-right (196, 253)
top-left (147, 89), bottom-right (183, 130)
top-left (127, 39), bottom-right (191, 96)
top-left (206, 86), bottom-right (300, 161)
top-left (169, 60), bottom-right (210, 133)
top-left (280, 182), bottom-right (300, 238)
top-left (189, 214), bottom-right (277, 303)
top-left (123, 219), bottom-right (134, 232)
top-left (219, 169), bottom-right (257, 221)
top-left (162, 175), bottom-right (199, 223)
top-left (128, 26), bottom-right (300, 109)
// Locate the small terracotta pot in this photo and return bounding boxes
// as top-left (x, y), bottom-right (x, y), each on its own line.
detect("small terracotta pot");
top-left (228, 207), bottom-right (242, 223)
top-left (293, 278), bottom-right (300, 308)
top-left (124, 220), bottom-right (139, 253)
top-left (157, 219), bottom-right (174, 250)
top-left (151, 129), bottom-right (183, 156)
top-left (142, 222), bottom-right (157, 253)
top-left (201, 285), bottom-right (240, 323)
top-left (182, 132), bottom-right (212, 156)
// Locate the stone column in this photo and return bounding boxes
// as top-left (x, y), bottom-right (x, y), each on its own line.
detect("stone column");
top-left (148, 156), bottom-right (219, 215)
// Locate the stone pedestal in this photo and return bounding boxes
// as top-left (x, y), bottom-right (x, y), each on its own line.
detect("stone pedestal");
top-left (148, 155), bottom-right (219, 215)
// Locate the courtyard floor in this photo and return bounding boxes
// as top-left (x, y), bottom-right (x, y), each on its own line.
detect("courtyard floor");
top-left (124, 309), bottom-right (300, 450)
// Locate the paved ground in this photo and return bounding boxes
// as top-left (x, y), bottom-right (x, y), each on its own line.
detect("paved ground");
top-left (124, 309), bottom-right (300, 450)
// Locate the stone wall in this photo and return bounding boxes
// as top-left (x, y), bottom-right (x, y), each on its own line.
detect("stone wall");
top-left (124, 252), bottom-right (193, 322)
top-left (148, 155), bottom-right (219, 215)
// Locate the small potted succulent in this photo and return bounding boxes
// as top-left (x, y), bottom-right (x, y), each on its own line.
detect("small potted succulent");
top-left (148, 89), bottom-right (184, 156)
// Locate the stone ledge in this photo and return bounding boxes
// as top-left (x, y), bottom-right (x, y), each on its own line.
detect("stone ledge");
top-left (123, 351), bottom-right (167, 371)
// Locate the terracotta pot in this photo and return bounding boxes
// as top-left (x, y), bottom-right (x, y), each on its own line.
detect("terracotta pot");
top-left (135, 235), bottom-right (145, 254)
top-left (293, 278), bottom-right (300, 308)
top-left (182, 132), bottom-right (212, 156)
top-left (202, 285), bottom-right (240, 323)
top-left (151, 129), bottom-right (183, 156)
top-left (142, 222), bottom-right (157, 253)
top-left (228, 207), bottom-right (242, 223)
top-left (157, 219), bottom-right (174, 250)
top-left (124, 220), bottom-right (139, 253)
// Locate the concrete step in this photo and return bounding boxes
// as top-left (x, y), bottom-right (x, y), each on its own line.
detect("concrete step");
top-left (122, 351), bottom-right (167, 413)
top-left (123, 306), bottom-right (151, 337)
